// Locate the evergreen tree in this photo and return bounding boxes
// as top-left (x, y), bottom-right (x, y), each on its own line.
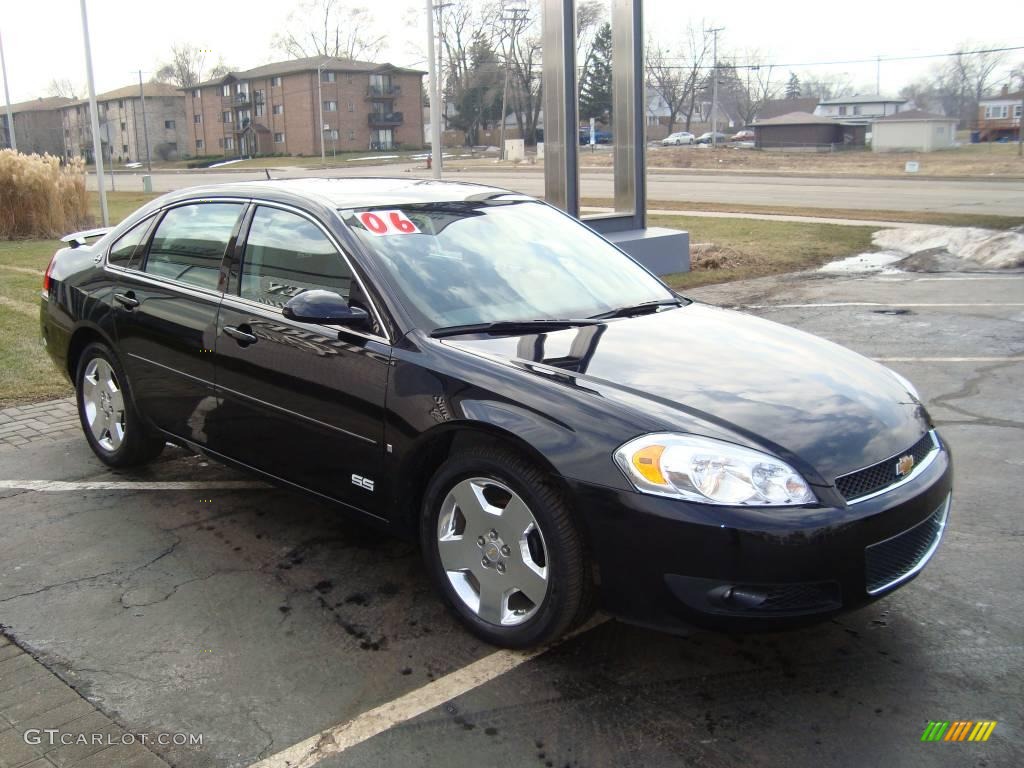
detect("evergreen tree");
top-left (579, 23), bottom-right (613, 121)
top-left (785, 72), bottom-right (801, 99)
top-left (451, 33), bottom-right (503, 146)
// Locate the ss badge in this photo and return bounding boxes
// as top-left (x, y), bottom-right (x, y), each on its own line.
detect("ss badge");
top-left (351, 474), bottom-right (375, 492)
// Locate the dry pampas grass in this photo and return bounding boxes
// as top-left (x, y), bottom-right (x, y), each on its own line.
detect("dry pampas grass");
top-left (0, 149), bottom-right (89, 239)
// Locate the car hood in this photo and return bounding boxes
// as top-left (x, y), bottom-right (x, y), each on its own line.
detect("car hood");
top-left (441, 303), bottom-right (930, 483)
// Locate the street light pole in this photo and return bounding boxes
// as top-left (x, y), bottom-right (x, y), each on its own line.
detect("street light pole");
top-left (138, 70), bottom-right (151, 172)
top-left (426, 0), bottom-right (441, 178)
top-left (708, 26), bottom-right (723, 149)
top-left (0, 28), bottom-right (16, 152)
top-left (79, 0), bottom-right (108, 226)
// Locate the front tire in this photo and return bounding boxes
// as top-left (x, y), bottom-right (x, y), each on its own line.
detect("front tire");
top-left (421, 444), bottom-right (593, 648)
top-left (76, 342), bottom-right (164, 467)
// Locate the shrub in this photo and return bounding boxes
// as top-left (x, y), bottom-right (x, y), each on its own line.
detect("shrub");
top-left (0, 150), bottom-right (88, 239)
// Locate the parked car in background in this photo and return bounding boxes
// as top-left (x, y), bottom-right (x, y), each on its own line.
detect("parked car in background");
top-left (696, 131), bottom-right (730, 144)
top-left (579, 128), bottom-right (613, 145)
top-left (40, 178), bottom-right (952, 649)
top-left (730, 129), bottom-right (755, 141)
top-left (662, 131), bottom-right (695, 146)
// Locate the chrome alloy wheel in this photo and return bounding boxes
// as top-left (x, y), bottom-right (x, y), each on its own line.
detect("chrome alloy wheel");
top-left (437, 477), bottom-right (550, 626)
top-left (81, 358), bottom-right (126, 452)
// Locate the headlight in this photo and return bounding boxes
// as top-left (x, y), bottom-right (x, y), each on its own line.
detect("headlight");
top-left (613, 433), bottom-right (816, 506)
top-left (885, 367), bottom-right (920, 400)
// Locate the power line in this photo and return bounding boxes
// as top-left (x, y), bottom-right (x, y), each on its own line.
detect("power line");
top-left (653, 44), bottom-right (1024, 71)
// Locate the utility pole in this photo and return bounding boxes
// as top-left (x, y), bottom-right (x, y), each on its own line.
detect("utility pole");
top-left (876, 55), bottom-right (881, 94)
top-left (317, 60), bottom-right (327, 167)
top-left (0, 28), bottom-right (16, 152)
top-left (426, 0), bottom-right (441, 178)
top-left (138, 70), bottom-right (151, 172)
top-left (708, 26), bottom-right (723, 149)
top-left (79, 0), bottom-right (107, 226)
top-left (497, 1), bottom-right (526, 161)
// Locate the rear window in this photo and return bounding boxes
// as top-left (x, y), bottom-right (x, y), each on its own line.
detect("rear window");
top-left (144, 203), bottom-right (243, 290)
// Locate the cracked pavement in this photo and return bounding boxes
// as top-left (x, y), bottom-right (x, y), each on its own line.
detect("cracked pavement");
top-left (1, 268), bottom-right (1021, 768)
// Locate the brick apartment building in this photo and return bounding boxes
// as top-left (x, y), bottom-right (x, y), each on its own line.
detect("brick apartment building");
top-left (61, 82), bottom-right (188, 163)
top-left (0, 96), bottom-right (73, 157)
top-left (184, 56), bottom-right (425, 157)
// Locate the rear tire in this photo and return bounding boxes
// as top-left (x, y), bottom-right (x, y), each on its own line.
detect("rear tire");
top-left (421, 443), bottom-right (593, 648)
top-left (75, 342), bottom-right (164, 467)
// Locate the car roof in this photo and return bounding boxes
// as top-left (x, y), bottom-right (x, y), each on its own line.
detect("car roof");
top-left (156, 177), bottom-right (521, 210)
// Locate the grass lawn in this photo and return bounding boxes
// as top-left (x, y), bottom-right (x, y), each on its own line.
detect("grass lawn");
top-left (651, 214), bottom-right (877, 291)
top-left (0, 192), bottom-right (158, 407)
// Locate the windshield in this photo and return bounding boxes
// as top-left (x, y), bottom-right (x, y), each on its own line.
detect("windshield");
top-left (340, 200), bottom-right (673, 331)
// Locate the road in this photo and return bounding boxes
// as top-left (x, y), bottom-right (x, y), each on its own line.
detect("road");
top-left (1, 268), bottom-right (1021, 768)
top-left (90, 163), bottom-right (1024, 216)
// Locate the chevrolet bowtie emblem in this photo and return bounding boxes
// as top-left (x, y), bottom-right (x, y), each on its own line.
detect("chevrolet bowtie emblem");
top-left (895, 454), bottom-right (916, 477)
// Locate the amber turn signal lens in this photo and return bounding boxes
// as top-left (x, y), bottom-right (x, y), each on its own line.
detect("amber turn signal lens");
top-left (632, 444), bottom-right (667, 485)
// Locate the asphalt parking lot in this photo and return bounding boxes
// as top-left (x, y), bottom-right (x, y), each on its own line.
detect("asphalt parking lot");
top-left (1, 267), bottom-right (1021, 768)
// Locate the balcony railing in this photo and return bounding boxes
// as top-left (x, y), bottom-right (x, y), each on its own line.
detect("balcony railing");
top-left (224, 93), bottom-right (259, 106)
top-left (366, 84), bottom-right (400, 99)
top-left (368, 111), bottom-right (403, 127)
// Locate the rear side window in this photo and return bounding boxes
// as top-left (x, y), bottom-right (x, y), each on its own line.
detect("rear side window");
top-left (239, 206), bottom-right (352, 308)
top-left (107, 217), bottom-right (153, 268)
top-left (145, 203), bottom-right (243, 290)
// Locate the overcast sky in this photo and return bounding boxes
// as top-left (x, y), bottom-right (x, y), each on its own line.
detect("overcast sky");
top-left (1, 0), bottom-right (1021, 104)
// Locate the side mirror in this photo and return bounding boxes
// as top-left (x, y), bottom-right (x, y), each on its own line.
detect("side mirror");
top-left (282, 290), bottom-right (370, 328)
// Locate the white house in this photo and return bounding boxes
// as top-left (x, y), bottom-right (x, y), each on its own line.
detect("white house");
top-left (815, 95), bottom-right (909, 123)
top-left (870, 110), bottom-right (958, 152)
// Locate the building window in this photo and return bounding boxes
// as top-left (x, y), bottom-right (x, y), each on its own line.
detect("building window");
top-left (985, 105), bottom-right (1009, 119)
top-left (255, 89), bottom-right (265, 116)
top-left (118, 100), bottom-right (124, 109)
top-left (223, 111), bottom-right (232, 123)
top-left (853, 106), bottom-right (862, 116)
top-left (324, 100), bottom-right (337, 112)
top-left (838, 106), bottom-right (847, 116)
top-left (120, 121), bottom-right (127, 131)
top-left (193, 89), bottom-right (201, 99)
top-left (196, 139), bottom-right (204, 150)
top-left (347, 100), bottom-right (354, 112)
top-left (348, 129), bottom-right (355, 140)
top-left (274, 132), bottom-right (284, 143)
top-left (222, 84), bottom-right (231, 97)
top-left (271, 76), bottom-right (282, 87)
top-left (321, 71), bottom-right (336, 83)
top-left (122, 144), bottom-right (128, 153)
top-left (237, 83), bottom-right (249, 95)
top-left (164, 120), bottom-right (176, 129)
top-left (194, 114), bottom-right (202, 124)
top-left (272, 104), bottom-right (284, 115)
top-left (224, 137), bottom-right (234, 150)
top-left (325, 128), bottom-right (339, 140)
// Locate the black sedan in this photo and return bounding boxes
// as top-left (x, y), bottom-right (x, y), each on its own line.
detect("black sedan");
top-left (39, 178), bottom-right (952, 648)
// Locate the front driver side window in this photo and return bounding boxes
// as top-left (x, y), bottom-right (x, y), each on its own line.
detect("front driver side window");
top-left (239, 206), bottom-right (353, 309)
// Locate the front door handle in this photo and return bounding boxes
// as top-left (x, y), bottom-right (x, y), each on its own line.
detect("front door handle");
top-left (224, 324), bottom-right (258, 346)
top-left (114, 292), bottom-right (139, 309)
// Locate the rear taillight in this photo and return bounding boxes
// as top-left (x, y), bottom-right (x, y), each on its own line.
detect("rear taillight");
top-left (42, 252), bottom-right (59, 297)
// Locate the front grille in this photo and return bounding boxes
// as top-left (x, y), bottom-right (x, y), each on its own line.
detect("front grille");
top-left (746, 582), bottom-right (842, 614)
top-left (865, 496), bottom-right (950, 594)
top-left (835, 432), bottom-right (937, 502)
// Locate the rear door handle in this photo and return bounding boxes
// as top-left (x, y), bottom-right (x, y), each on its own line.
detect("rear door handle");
top-left (224, 325), bottom-right (258, 346)
top-left (114, 292), bottom-right (139, 309)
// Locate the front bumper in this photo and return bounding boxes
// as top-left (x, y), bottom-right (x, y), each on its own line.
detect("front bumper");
top-left (569, 437), bottom-right (953, 631)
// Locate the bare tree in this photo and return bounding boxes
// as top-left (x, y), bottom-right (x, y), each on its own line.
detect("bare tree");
top-left (799, 72), bottom-right (854, 101)
top-left (273, 0), bottom-right (386, 61)
top-left (46, 79), bottom-right (80, 100)
top-left (155, 43), bottom-right (230, 88)
top-left (722, 53), bottom-right (779, 126)
top-left (486, 0), bottom-right (543, 144)
top-left (949, 45), bottom-right (1007, 128)
top-left (576, 0), bottom-right (606, 93)
top-left (646, 24), bottom-right (711, 133)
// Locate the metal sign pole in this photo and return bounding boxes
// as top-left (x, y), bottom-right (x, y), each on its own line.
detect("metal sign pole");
top-left (79, 0), bottom-right (108, 227)
top-left (0, 29), bottom-right (16, 152)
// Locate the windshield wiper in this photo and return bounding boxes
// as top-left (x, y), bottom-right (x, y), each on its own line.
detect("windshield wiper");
top-left (589, 298), bottom-right (684, 320)
top-left (431, 318), bottom-right (601, 338)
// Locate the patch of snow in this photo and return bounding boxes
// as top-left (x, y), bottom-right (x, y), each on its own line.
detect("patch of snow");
top-left (872, 226), bottom-right (1024, 270)
top-left (347, 154), bottom-right (400, 162)
top-left (208, 158), bottom-right (245, 168)
top-left (819, 251), bottom-right (907, 274)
